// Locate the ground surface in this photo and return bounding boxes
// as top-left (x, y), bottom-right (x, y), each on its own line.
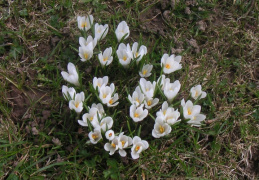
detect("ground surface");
top-left (0, 0), bottom-right (258, 179)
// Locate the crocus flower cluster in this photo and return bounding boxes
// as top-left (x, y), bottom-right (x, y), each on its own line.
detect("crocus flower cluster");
top-left (60, 14), bottom-right (208, 160)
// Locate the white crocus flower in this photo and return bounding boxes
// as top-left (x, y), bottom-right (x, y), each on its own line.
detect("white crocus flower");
top-left (144, 97), bottom-right (159, 109)
top-left (104, 136), bottom-right (119, 155)
top-left (79, 36), bottom-right (97, 49)
top-left (117, 132), bottom-right (133, 157)
top-left (79, 43), bottom-right (94, 62)
top-left (152, 118), bottom-right (171, 138)
top-left (62, 85), bottom-right (76, 101)
top-left (131, 136), bottom-right (149, 159)
top-left (116, 43), bottom-right (132, 68)
top-left (190, 85), bottom-right (207, 100)
top-left (139, 64), bottom-right (153, 78)
top-left (132, 42), bottom-right (147, 62)
top-left (163, 108), bottom-right (181, 125)
top-left (90, 103), bottom-right (105, 116)
top-left (99, 85), bottom-right (112, 104)
top-left (98, 47), bottom-right (113, 67)
top-left (156, 101), bottom-right (170, 120)
top-left (188, 114), bottom-right (206, 127)
top-left (88, 129), bottom-right (102, 144)
top-left (130, 104), bottom-right (148, 122)
top-left (107, 93), bottom-right (119, 107)
top-left (94, 23), bottom-right (109, 41)
top-left (161, 54), bottom-right (182, 74)
top-left (163, 80), bottom-right (181, 102)
top-left (61, 62), bottom-right (80, 86)
top-left (181, 99), bottom-right (201, 120)
top-left (139, 78), bottom-right (156, 99)
top-left (157, 75), bottom-right (170, 91)
top-left (128, 86), bottom-right (145, 107)
top-left (105, 130), bottom-right (115, 141)
top-left (115, 21), bottom-right (130, 41)
top-left (77, 15), bottom-right (93, 31)
top-left (69, 92), bottom-right (85, 113)
top-left (93, 76), bottom-right (109, 91)
top-left (93, 116), bottom-right (113, 132)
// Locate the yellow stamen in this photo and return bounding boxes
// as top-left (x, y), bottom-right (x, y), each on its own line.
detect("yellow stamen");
top-left (84, 53), bottom-right (88, 59)
top-left (135, 145), bottom-right (140, 151)
top-left (195, 91), bottom-right (199, 97)
top-left (109, 133), bottom-right (112, 137)
top-left (159, 125), bottom-right (165, 133)
top-left (121, 141), bottom-right (125, 147)
top-left (111, 143), bottom-right (116, 148)
top-left (163, 110), bottom-right (166, 115)
top-left (109, 99), bottom-right (113, 104)
top-left (92, 134), bottom-right (98, 140)
top-left (165, 64), bottom-right (170, 69)
top-left (136, 99), bottom-right (140, 103)
top-left (103, 94), bottom-right (107, 98)
top-left (75, 102), bottom-right (79, 108)
top-left (134, 113), bottom-right (139, 118)
top-left (187, 108), bottom-right (192, 115)
top-left (142, 70), bottom-right (147, 75)
top-left (97, 83), bottom-right (101, 87)
top-left (90, 116), bottom-right (93, 121)
top-left (123, 56), bottom-right (127, 61)
top-left (103, 57), bottom-right (108, 61)
top-left (135, 52), bottom-right (139, 57)
top-left (81, 22), bottom-right (87, 28)
top-left (147, 100), bottom-right (152, 106)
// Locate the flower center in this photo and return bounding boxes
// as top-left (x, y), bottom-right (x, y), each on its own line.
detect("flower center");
top-left (109, 99), bottom-right (113, 104)
top-left (159, 125), bottom-right (165, 133)
top-left (135, 145), bottom-right (140, 151)
top-left (109, 133), bottom-right (112, 137)
top-left (111, 143), bottom-right (116, 148)
top-left (136, 98), bottom-right (140, 103)
top-left (92, 134), bottom-right (98, 140)
top-left (195, 91), bottom-right (199, 97)
top-left (75, 102), bottom-right (79, 108)
top-left (103, 57), bottom-right (108, 61)
top-left (103, 94), bottom-right (107, 98)
top-left (123, 56), bottom-right (127, 61)
top-left (163, 110), bottom-right (167, 115)
top-left (187, 108), bottom-right (192, 115)
top-left (84, 53), bottom-right (88, 59)
top-left (134, 113), bottom-right (139, 118)
top-left (135, 52), bottom-right (139, 57)
top-left (81, 22), bottom-right (87, 28)
top-left (165, 64), bottom-right (170, 69)
top-left (121, 141), bottom-right (125, 147)
top-left (90, 116), bottom-right (93, 121)
top-left (147, 100), bottom-right (152, 106)
top-left (143, 70), bottom-right (147, 75)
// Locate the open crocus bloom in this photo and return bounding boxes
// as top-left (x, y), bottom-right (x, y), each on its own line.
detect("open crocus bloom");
top-left (61, 62), bottom-right (80, 86)
top-left (131, 136), bottom-right (149, 159)
top-left (79, 43), bottom-right (94, 62)
top-left (139, 64), bottom-right (153, 78)
top-left (190, 85), bottom-right (207, 100)
top-left (132, 42), bottom-right (147, 62)
top-left (163, 108), bottom-right (181, 125)
top-left (163, 80), bottom-right (181, 102)
top-left (128, 86), bottom-right (145, 107)
top-left (69, 92), bottom-right (85, 113)
top-left (105, 130), bottom-right (115, 141)
top-left (107, 93), bottom-right (119, 107)
top-left (116, 43), bottom-right (132, 68)
top-left (115, 21), bottom-right (130, 41)
top-left (181, 99), bottom-right (201, 119)
top-left (89, 129), bottom-right (102, 144)
top-left (144, 97), bottom-right (159, 109)
top-left (93, 76), bottom-right (109, 91)
top-left (95, 23), bottom-right (109, 41)
top-left (161, 54), bottom-right (182, 74)
top-left (156, 101), bottom-right (170, 120)
top-left (104, 136), bottom-right (119, 155)
top-left (93, 116), bottom-right (113, 132)
top-left (62, 85), bottom-right (76, 101)
top-left (77, 15), bottom-right (93, 31)
top-left (79, 36), bottom-right (97, 50)
top-left (130, 104), bottom-right (148, 122)
top-left (117, 132), bottom-right (133, 157)
top-left (139, 78), bottom-right (156, 99)
top-left (98, 47), bottom-right (113, 67)
top-left (187, 114), bottom-right (206, 127)
top-left (99, 83), bottom-right (118, 106)
top-left (152, 118), bottom-right (171, 138)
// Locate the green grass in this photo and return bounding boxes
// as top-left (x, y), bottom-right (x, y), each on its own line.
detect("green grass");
top-left (0, 0), bottom-right (258, 179)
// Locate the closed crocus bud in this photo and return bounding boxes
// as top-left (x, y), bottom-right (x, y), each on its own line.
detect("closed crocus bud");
top-left (61, 62), bottom-right (80, 86)
top-left (62, 85), bottom-right (76, 101)
top-left (95, 23), bottom-right (109, 41)
top-left (163, 80), bottom-right (181, 102)
top-left (115, 21), bottom-right (130, 41)
top-left (161, 54), bottom-right (182, 74)
top-left (77, 15), bottom-right (93, 31)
